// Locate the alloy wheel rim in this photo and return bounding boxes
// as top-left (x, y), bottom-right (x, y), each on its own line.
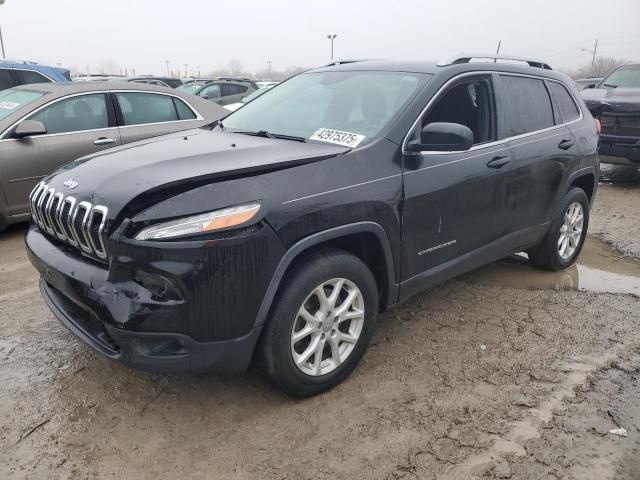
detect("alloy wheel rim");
top-left (558, 201), bottom-right (584, 260)
top-left (290, 278), bottom-right (365, 376)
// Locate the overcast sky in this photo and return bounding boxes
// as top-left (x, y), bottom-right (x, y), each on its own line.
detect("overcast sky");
top-left (1, 0), bottom-right (639, 75)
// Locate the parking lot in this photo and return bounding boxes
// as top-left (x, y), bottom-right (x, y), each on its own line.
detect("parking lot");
top-left (0, 166), bottom-right (638, 479)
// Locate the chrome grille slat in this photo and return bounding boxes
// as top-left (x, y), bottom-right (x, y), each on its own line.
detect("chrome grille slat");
top-left (29, 184), bottom-right (109, 260)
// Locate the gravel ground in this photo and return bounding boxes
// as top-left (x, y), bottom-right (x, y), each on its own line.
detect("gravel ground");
top-left (1, 166), bottom-right (639, 480)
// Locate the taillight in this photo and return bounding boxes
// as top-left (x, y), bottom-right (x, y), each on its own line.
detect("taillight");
top-left (595, 118), bottom-right (601, 134)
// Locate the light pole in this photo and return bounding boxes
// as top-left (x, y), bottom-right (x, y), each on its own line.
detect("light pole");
top-left (581, 39), bottom-right (598, 68)
top-left (267, 60), bottom-right (272, 78)
top-left (0, 0), bottom-right (7, 60)
top-left (183, 63), bottom-right (188, 78)
top-left (327, 34), bottom-right (337, 60)
top-left (163, 60), bottom-right (170, 77)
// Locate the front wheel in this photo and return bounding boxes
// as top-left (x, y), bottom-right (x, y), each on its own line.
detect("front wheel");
top-left (528, 187), bottom-right (590, 271)
top-left (258, 249), bottom-right (378, 397)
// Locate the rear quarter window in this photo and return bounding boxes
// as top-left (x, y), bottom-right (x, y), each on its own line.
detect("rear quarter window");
top-left (15, 69), bottom-right (52, 85)
top-left (548, 82), bottom-right (580, 123)
top-left (499, 75), bottom-right (555, 137)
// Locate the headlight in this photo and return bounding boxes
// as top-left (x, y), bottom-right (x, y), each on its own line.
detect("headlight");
top-left (134, 203), bottom-right (261, 240)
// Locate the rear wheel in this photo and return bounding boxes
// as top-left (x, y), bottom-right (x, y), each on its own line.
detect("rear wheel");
top-left (528, 187), bottom-right (590, 271)
top-left (258, 249), bottom-right (378, 397)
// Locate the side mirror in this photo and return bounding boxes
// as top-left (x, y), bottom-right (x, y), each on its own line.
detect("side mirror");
top-left (14, 120), bottom-right (47, 139)
top-left (200, 93), bottom-right (209, 99)
top-left (407, 122), bottom-right (474, 152)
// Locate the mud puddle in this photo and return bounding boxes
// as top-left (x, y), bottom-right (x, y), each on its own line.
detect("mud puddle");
top-left (463, 236), bottom-right (640, 295)
top-left (599, 165), bottom-right (640, 185)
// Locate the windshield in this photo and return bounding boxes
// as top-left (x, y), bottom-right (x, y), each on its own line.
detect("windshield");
top-left (242, 88), bottom-right (269, 103)
top-left (600, 65), bottom-right (640, 88)
top-left (222, 71), bottom-right (427, 144)
top-left (0, 89), bottom-right (46, 121)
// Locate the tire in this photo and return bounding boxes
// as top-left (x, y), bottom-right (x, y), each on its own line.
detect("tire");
top-left (528, 187), bottom-right (590, 271)
top-left (258, 248), bottom-right (378, 397)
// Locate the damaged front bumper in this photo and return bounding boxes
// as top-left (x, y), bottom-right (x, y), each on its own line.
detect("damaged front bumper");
top-left (26, 224), bottom-right (284, 374)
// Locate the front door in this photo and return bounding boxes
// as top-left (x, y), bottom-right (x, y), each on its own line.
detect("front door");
top-left (400, 75), bottom-right (514, 296)
top-left (1, 93), bottom-right (121, 216)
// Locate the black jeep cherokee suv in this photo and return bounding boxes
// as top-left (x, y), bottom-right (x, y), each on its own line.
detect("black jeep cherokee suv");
top-left (26, 55), bottom-right (599, 396)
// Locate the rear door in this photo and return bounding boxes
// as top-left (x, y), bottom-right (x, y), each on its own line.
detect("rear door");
top-left (0, 93), bottom-right (121, 216)
top-left (401, 74), bottom-right (513, 287)
top-left (497, 74), bottom-right (581, 231)
top-left (114, 91), bottom-right (202, 143)
top-left (219, 83), bottom-right (249, 105)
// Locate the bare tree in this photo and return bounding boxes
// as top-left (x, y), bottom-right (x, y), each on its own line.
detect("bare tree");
top-left (97, 60), bottom-right (119, 75)
top-left (564, 56), bottom-right (633, 79)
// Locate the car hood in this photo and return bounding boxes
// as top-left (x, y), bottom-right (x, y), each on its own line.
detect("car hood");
top-left (581, 87), bottom-right (640, 113)
top-left (45, 128), bottom-right (348, 217)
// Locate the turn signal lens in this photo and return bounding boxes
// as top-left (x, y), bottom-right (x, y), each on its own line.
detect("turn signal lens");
top-left (135, 203), bottom-right (261, 240)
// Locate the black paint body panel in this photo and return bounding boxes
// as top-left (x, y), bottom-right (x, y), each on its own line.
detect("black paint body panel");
top-left (26, 60), bottom-right (600, 373)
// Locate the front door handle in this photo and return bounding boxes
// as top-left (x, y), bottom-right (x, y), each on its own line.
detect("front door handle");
top-left (558, 139), bottom-right (575, 150)
top-left (93, 137), bottom-right (116, 146)
top-left (486, 155), bottom-right (511, 169)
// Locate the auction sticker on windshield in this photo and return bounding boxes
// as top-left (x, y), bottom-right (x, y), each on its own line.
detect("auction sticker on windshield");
top-left (0, 101), bottom-right (19, 110)
top-left (310, 128), bottom-right (365, 148)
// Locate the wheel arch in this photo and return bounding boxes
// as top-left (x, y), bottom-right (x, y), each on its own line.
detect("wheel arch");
top-left (253, 222), bottom-right (398, 330)
top-left (567, 167), bottom-right (597, 206)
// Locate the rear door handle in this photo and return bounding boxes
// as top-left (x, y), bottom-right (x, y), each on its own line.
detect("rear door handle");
top-left (558, 139), bottom-right (575, 150)
top-left (486, 155), bottom-right (511, 169)
top-left (93, 137), bottom-right (116, 146)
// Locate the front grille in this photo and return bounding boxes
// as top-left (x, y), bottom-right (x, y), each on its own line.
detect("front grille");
top-left (29, 181), bottom-right (109, 259)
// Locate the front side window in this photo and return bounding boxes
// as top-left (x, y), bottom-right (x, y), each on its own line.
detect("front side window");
top-left (15, 70), bottom-right (52, 85)
top-left (549, 82), bottom-right (580, 123)
top-left (0, 88), bottom-right (45, 121)
top-left (29, 93), bottom-right (108, 134)
top-left (116, 92), bottom-right (179, 125)
top-left (499, 76), bottom-right (554, 137)
top-left (223, 71), bottom-right (428, 142)
top-left (198, 84), bottom-right (221, 99)
top-left (421, 78), bottom-right (495, 145)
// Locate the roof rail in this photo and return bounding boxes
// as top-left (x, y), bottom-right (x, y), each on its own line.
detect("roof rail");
top-left (0, 59), bottom-right (39, 65)
top-left (438, 54), bottom-right (552, 70)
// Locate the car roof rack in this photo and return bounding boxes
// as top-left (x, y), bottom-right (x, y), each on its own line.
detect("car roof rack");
top-left (437, 54), bottom-right (552, 70)
top-left (0, 59), bottom-right (39, 65)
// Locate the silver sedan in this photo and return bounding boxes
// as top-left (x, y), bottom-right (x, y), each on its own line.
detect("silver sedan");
top-left (0, 81), bottom-right (228, 230)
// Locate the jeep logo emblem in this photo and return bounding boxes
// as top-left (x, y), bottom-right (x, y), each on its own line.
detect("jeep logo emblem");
top-left (63, 179), bottom-right (79, 190)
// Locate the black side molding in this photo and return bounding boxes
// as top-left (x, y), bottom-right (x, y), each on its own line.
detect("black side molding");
top-left (253, 221), bottom-right (398, 329)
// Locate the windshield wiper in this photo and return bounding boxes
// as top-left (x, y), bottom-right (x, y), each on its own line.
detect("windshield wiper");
top-left (231, 129), bottom-right (307, 143)
top-left (603, 83), bottom-right (618, 88)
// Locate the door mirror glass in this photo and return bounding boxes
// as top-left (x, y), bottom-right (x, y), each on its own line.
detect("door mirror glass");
top-left (407, 122), bottom-right (474, 152)
top-left (14, 120), bottom-right (47, 138)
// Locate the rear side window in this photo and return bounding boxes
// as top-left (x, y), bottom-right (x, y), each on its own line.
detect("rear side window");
top-left (29, 94), bottom-right (108, 134)
top-left (499, 76), bottom-right (554, 137)
top-left (0, 69), bottom-right (16, 90)
top-left (173, 98), bottom-right (197, 120)
top-left (116, 92), bottom-right (179, 125)
top-left (15, 70), bottom-right (52, 85)
top-left (548, 82), bottom-right (580, 123)
top-left (221, 84), bottom-right (247, 96)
